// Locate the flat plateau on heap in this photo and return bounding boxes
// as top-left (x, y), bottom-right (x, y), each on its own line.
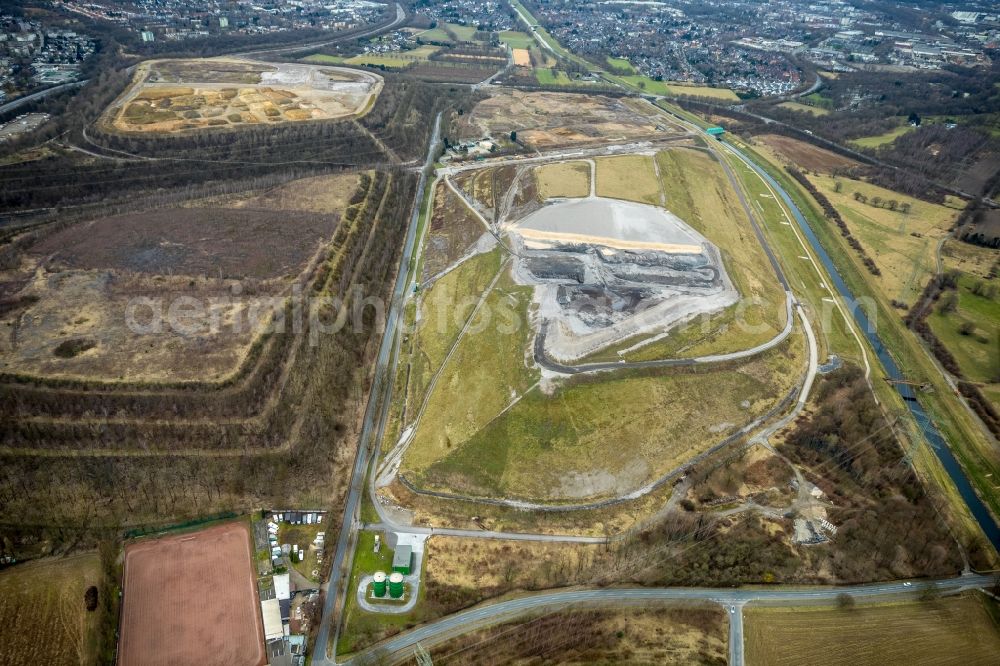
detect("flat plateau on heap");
top-left (514, 197), bottom-right (704, 253)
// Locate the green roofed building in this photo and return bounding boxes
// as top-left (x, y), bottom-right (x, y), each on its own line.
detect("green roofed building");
top-left (392, 544), bottom-right (412, 575)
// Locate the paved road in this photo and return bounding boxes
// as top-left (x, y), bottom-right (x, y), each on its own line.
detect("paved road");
top-left (349, 574), bottom-right (991, 663)
top-left (311, 112), bottom-right (442, 666)
top-left (0, 80), bottom-right (86, 116)
top-left (236, 3), bottom-right (407, 57)
top-left (729, 602), bottom-right (745, 666)
top-left (363, 522), bottom-right (607, 544)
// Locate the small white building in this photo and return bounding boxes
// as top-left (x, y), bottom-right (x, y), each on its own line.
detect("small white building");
top-left (273, 573), bottom-right (291, 601)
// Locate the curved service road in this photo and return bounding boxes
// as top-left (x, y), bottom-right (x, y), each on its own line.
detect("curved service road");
top-left (351, 574), bottom-right (991, 664)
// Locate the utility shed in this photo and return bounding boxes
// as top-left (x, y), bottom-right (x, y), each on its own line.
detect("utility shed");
top-left (261, 598), bottom-right (283, 640)
top-left (273, 572), bottom-right (291, 601)
top-left (392, 544), bottom-right (412, 575)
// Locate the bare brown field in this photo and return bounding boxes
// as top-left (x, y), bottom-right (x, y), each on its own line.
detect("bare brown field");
top-left (0, 271), bottom-right (260, 382)
top-left (745, 594), bottom-right (1000, 666)
top-left (32, 208), bottom-right (335, 279)
top-left (119, 523), bottom-right (265, 666)
top-left (109, 58), bottom-right (382, 133)
top-left (757, 134), bottom-right (861, 173)
top-left (0, 173), bottom-right (358, 382)
top-left (460, 89), bottom-right (662, 148)
top-left (417, 604), bottom-right (728, 665)
top-left (0, 553), bottom-right (103, 665)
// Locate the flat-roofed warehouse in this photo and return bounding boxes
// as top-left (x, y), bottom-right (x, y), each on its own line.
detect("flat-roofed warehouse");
top-left (392, 544), bottom-right (412, 575)
top-left (261, 598), bottom-right (283, 641)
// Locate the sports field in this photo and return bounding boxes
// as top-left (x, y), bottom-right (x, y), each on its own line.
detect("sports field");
top-left (119, 523), bottom-right (265, 666)
top-left (746, 594), bottom-right (1000, 666)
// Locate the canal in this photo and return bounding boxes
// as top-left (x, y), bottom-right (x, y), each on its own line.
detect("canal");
top-left (730, 144), bottom-right (1000, 552)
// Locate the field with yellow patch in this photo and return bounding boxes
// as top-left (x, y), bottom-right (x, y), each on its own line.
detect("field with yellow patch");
top-left (534, 160), bottom-right (590, 198)
top-left (594, 154), bottom-right (661, 205)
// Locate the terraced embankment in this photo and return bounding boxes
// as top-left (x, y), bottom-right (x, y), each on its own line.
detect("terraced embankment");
top-left (0, 169), bottom-right (415, 529)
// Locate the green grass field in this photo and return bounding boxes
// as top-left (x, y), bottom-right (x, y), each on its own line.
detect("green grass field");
top-left (594, 154), bottom-right (660, 205)
top-left (746, 594), bottom-right (1000, 666)
top-left (534, 160), bottom-right (590, 198)
top-left (418, 335), bottom-right (802, 501)
top-left (927, 274), bottom-right (1000, 385)
top-left (417, 23), bottom-right (479, 43)
top-left (402, 270), bottom-right (539, 477)
top-left (802, 92), bottom-right (834, 109)
top-left (606, 56), bottom-right (636, 73)
top-left (499, 30), bottom-right (534, 49)
top-left (534, 68), bottom-right (574, 86)
top-left (408, 249), bottom-right (505, 407)
top-left (301, 54), bottom-right (345, 64)
top-left (849, 123), bottom-right (915, 148)
top-left (616, 75), bottom-right (670, 95)
top-left (416, 27), bottom-right (452, 42)
top-left (667, 83), bottom-right (739, 101)
top-left (808, 173), bottom-right (958, 305)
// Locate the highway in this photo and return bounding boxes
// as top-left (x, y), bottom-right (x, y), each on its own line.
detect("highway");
top-left (237, 3), bottom-right (407, 57)
top-left (349, 574), bottom-right (992, 663)
top-left (0, 80), bottom-right (86, 117)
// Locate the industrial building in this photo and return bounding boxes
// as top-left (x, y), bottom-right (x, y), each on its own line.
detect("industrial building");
top-left (392, 544), bottom-right (412, 575)
top-left (261, 598), bottom-right (283, 641)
